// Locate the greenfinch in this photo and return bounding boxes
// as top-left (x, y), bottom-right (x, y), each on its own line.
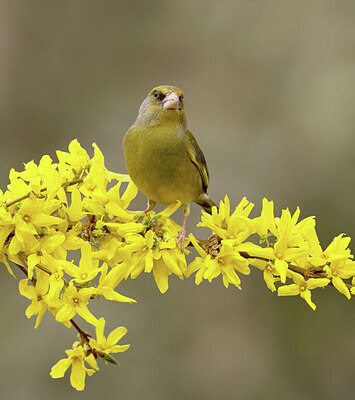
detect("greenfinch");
top-left (123, 85), bottom-right (216, 249)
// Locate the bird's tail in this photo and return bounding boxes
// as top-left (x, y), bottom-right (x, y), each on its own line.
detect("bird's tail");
top-left (196, 195), bottom-right (218, 215)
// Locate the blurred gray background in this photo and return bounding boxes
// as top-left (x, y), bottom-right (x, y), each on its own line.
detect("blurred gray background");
top-left (1, 1), bottom-right (354, 399)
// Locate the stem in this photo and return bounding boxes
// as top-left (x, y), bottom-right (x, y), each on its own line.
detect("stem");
top-left (70, 318), bottom-right (91, 342)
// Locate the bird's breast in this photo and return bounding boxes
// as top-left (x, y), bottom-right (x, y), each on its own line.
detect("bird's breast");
top-left (123, 124), bottom-right (202, 205)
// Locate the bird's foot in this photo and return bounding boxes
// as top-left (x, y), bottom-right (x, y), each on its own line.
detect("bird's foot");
top-left (175, 228), bottom-right (186, 252)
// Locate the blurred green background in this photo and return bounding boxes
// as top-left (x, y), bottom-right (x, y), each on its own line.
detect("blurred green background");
top-left (1, 1), bottom-right (355, 399)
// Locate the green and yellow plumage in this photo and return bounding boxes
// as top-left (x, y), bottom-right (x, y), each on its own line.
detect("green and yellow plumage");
top-left (123, 85), bottom-right (216, 248)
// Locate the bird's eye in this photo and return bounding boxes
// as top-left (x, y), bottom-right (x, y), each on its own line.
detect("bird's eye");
top-left (153, 90), bottom-right (162, 99)
top-left (153, 90), bottom-right (165, 101)
top-left (179, 95), bottom-right (184, 101)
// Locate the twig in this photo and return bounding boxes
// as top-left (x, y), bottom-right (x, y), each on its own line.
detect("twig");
top-left (70, 318), bottom-right (91, 342)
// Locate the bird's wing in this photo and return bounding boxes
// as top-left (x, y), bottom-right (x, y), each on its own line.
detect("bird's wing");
top-left (185, 129), bottom-right (209, 193)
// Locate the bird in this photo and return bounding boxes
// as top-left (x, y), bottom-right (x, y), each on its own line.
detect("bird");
top-left (123, 85), bottom-right (217, 250)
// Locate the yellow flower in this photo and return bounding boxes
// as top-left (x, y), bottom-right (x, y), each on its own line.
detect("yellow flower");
top-left (185, 233), bottom-right (208, 285)
top-left (323, 258), bottom-right (355, 300)
top-left (79, 144), bottom-right (136, 217)
top-left (253, 198), bottom-right (277, 237)
top-left (204, 241), bottom-right (250, 288)
top-left (92, 235), bottom-right (126, 266)
top-left (17, 156), bottom-right (62, 199)
top-left (267, 208), bottom-right (312, 282)
top-left (125, 230), bottom-right (156, 278)
top-left (47, 269), bottom-right (65, 302)
top-left (106, 181), bottom-right (138, 215)
top-left (19, 271), bottom-right (50, 328)
top-left (9, 197), bottom-right (62, 255)
top-left (56, 139), bottom-right (90, 176)
top-left (185, 234), bottom-right (208, 285)
top-left (123, 227), bottom-right (187, 293)
top-left (278, 271), bottom-right (329, 310)
top-left (5, 168), bottom-right (30, 203)
top-left (186, 234), bottom-right (251, 289)
top-left (96, 263), bottom-right (136, 303)
top-left (198, 196), bottom-right (256, 243)
top-left (152, 240), bottom-right (187, 293)
top-left (89, 318), bottom-right (130, 355)
top-left (50, 343), bottom-right (98, 391)
top-left (307, 231), bottom-right (353, 267)
top-left (64, 188), bottom-right (87, 222)
top-left (55, 284), bottom-right (98, 326)
top-left (61, 242), bottom-right (102, 285)
top-left (250, 259), bottom-right (277, 292)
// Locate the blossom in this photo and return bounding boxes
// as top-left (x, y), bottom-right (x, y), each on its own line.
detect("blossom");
top-left (9, 197), bottom-right (62, 255)
top-left (198, 196), bottom-right (256, 243)
top-left (95, 263), bottom-right (136, 303)
top-left (185, 234), bottom-right (209, 285)
top-left (152, 240), bottom-right (187, 293)
top-left (250, 259), bottom-right (277, 292)
top-left (55, 284), bottom-right (98, 326)
top-left (124, 230), bottom-right (156, 278)
top-left (61, 241), bottom-right (102, 285)
top-left (186, 235), bottom-right (251, 289)
top-left (19, 271), bottom-right (50, 328)
top-left (56, 139), bottom-right (90, 177)
top-left (203, 241), bottom-right (250, 288)
top-left (89, 318), bottom-right (130, 355)
top-left (278, 271), bottom-right (329, 310)
top-left (50, 343), bottom-right (98, 391)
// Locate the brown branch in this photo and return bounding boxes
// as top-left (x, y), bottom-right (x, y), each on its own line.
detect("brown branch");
top-left (70, 318), bottom-right (91, 343)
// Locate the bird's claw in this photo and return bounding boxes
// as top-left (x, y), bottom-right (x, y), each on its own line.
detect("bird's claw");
top-left (175, 229), bottom-right (186, 252)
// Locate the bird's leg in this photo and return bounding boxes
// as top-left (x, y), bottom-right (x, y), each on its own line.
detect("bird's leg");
top-left (144, 198), bottom-right (156, 214)
top-left (175, 204), bottom-right (190, 251)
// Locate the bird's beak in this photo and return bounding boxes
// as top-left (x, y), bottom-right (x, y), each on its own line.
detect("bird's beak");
top-left (162, 92), bottom-right (179, 110)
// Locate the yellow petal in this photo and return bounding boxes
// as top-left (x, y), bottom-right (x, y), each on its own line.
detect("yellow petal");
top-left (153, 259), bottom-right (169, 293)
top-left (274, 259), bottom-right (288, 283)
top-left (70, 358), bottom-right (86, 391)
top-left (300, 290), bottom-right (316, 310)
top-left (278, 284), bottom-right (300, 296)
top-left (332, 276), bottom-right (351, 299)
top-left (107, 326), bottom-right (128, 345)
top-left (50, 358), bottom-right (71, 378)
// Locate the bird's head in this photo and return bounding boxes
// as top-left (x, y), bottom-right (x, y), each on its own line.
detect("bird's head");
top-left (136, 85), bottom-right (187, 127)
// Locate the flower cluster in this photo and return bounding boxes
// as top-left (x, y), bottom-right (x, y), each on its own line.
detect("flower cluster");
top-left (0, 140), bottom-right (354, 390)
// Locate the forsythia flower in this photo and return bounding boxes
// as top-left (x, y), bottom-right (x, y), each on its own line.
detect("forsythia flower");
top-left (89, 318), bottom-right (130, 356)
top-left (186, 234), bottom-right (250, 289)
top-left (19, 271), bottom-right (50, 328)
top-left (50, 343), bottom-right (98, 391)
top-left (198, 196), bottom-right (255, 242)
top-left (55, 284), bottom-right (98, 326)
top-left (278, 271), bottom-right (329, 310)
